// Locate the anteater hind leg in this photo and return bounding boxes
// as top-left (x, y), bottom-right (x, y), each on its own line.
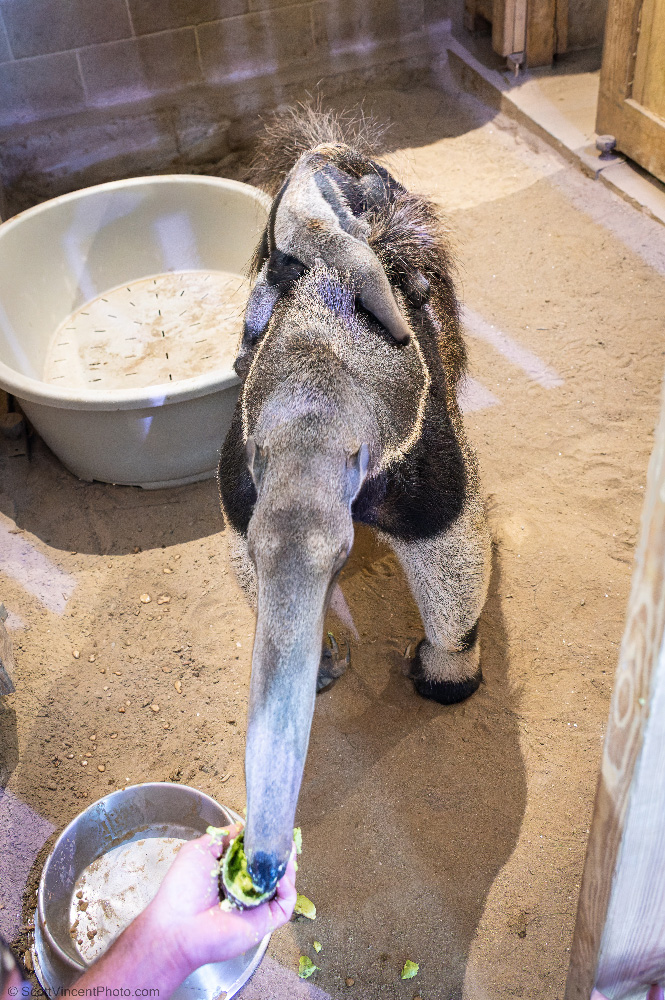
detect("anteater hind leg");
top-left (387, 501), bottom-right (490, 704)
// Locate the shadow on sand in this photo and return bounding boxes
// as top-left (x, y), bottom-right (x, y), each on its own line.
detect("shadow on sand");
top-left (1, 438), bottom-right (225, 556)
top-left (295, 526), bottom-right (525, 998)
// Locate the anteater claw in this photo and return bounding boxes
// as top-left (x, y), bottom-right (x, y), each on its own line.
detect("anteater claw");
top-left (316, 633), bottom-right (350, 692)
top-left (327, 631), bottom-right (339, 658)
top-left (403, 639), bottom-right (418, 666)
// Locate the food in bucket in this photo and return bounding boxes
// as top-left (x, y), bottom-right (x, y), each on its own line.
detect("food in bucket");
top-left (220, 830), bottom-right (274, 907)
top-left (213, 823), bottom-right (305, 908)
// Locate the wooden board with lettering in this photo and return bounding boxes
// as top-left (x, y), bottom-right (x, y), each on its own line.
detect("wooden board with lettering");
top-left (566, 375), bottom-right (665, 998)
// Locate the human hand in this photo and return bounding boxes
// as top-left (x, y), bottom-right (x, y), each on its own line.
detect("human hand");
top-left (144, 824), bottom-right (297, 975)
top-left (591, 987), bottom-right (664, 1000)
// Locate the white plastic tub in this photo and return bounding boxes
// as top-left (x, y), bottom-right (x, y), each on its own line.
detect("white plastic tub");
top-left (0, 175), bottom-right (269, 488)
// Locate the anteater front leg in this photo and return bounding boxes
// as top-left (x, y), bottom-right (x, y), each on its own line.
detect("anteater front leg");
top-left (317, 631), bottom-right (350, 692)
top-left (387, 501), bottom-right (490, 704)
top-left (226, 525), bottom-right (258, 609)
top-left (227, 526), bottom-right (350, 693)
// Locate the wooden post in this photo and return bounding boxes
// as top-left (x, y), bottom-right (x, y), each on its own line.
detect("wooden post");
top-left (493, 0), bottom-right (528, 59)
top-left (566, 375), bottom-right (665, 999)
top-left (525, 0), bottom-right (556, 66)
top-left (464, 0), bottom-right (566, 65)
top-left (525, 0), bottom-right (569, 65)
top-left (555, 0), bottom-right (568, 55)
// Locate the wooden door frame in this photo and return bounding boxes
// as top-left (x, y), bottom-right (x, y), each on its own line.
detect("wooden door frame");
top-left (565, 374), bottom-right (665, 999)
top-left (597, 0), bottom-right (665, 182)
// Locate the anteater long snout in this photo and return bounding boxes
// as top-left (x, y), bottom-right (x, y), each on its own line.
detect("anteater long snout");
top-left (243, 590), bottom-right (325, 893)
top-left (243, 500), bottom-right (353, 895)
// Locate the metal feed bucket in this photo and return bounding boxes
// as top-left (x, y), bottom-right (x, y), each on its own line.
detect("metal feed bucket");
top-left (34, 782), bottom-right (268, 1000)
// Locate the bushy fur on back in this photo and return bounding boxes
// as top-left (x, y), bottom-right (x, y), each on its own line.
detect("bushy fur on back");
top-left (249, 102), bottom-right (465, 386)
top-left (366, 190), bottom-right (464, 384)
top-left (250, 101), bottom-right (389, 195)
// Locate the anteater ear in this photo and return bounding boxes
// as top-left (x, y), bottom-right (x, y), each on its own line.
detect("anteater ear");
top-left (346, 443), bottom-right (369, 502)
top-left (246, 437), bottom-right (269, 491)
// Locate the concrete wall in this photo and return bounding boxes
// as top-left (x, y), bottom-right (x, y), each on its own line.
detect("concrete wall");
top-left (0, 0), bottom-right (452, 203)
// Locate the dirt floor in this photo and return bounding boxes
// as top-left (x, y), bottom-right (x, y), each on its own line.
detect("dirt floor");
top-left (2, 81), bottom-right (665, 1000)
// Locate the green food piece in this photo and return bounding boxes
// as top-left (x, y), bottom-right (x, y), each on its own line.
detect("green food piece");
top-left (298, 956), bottom-right (318, 979)
top-left (294, 893), bottom-right (317, 919)
top-left (221, 831), bottom-right (272, 907)
top-left (293, 827), bottom-right (303, 855)
top-left (401, 960), bottom-right (419, 980)
top-left (313, 941), bottom-right (322, 953)
top-left (206, 825), bottom-right (230, 844)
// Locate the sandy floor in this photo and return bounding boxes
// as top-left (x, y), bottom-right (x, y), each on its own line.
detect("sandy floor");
top-left (2, 83), bottom-right (665, 1000)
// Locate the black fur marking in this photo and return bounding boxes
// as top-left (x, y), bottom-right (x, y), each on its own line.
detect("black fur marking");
top-left (458, 619), bottom-right (479, 652)
top-left (313, 164), bottom-right (366, 223)
top-left (266, 249), bottom-right (307, 289)
top-left (262, 176), bottom-right (290, 265)
top-left (243, 251), bottom-right (307, 345)
top-left (218, 408), bottom-right (257, 536)
top-left (352, 370), bottom-right (467, 541)
top-left (410, 642), bottom-right (482, 705)
top-left (371, 161), bottom-right (407, 197)
top-left (413, 669), bottom-right (482, 704)
top-left (254, 228), bottom-right (270, 274)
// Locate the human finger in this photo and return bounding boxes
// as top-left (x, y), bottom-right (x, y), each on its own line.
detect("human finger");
top-left (153, 826), bottom-right (241, 919)
top-left (271, 852), bottom-right (297, 922)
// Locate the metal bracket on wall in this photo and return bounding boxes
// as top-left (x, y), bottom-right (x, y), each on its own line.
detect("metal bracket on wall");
top-left (506, 51), bottom-right (525, 76)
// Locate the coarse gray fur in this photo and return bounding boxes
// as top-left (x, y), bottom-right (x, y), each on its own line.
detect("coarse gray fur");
top-left (244, 148), bottom-right (412, 345)
top-left (218, 105), bottom-right (490, 898)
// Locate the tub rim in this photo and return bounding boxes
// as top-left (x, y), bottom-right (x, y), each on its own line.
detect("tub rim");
top-left (0, 173), bottom-right (269, 411)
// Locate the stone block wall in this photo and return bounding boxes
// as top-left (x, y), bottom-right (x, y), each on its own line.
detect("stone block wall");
top-left (0, 0), bottom-right (454, 204)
